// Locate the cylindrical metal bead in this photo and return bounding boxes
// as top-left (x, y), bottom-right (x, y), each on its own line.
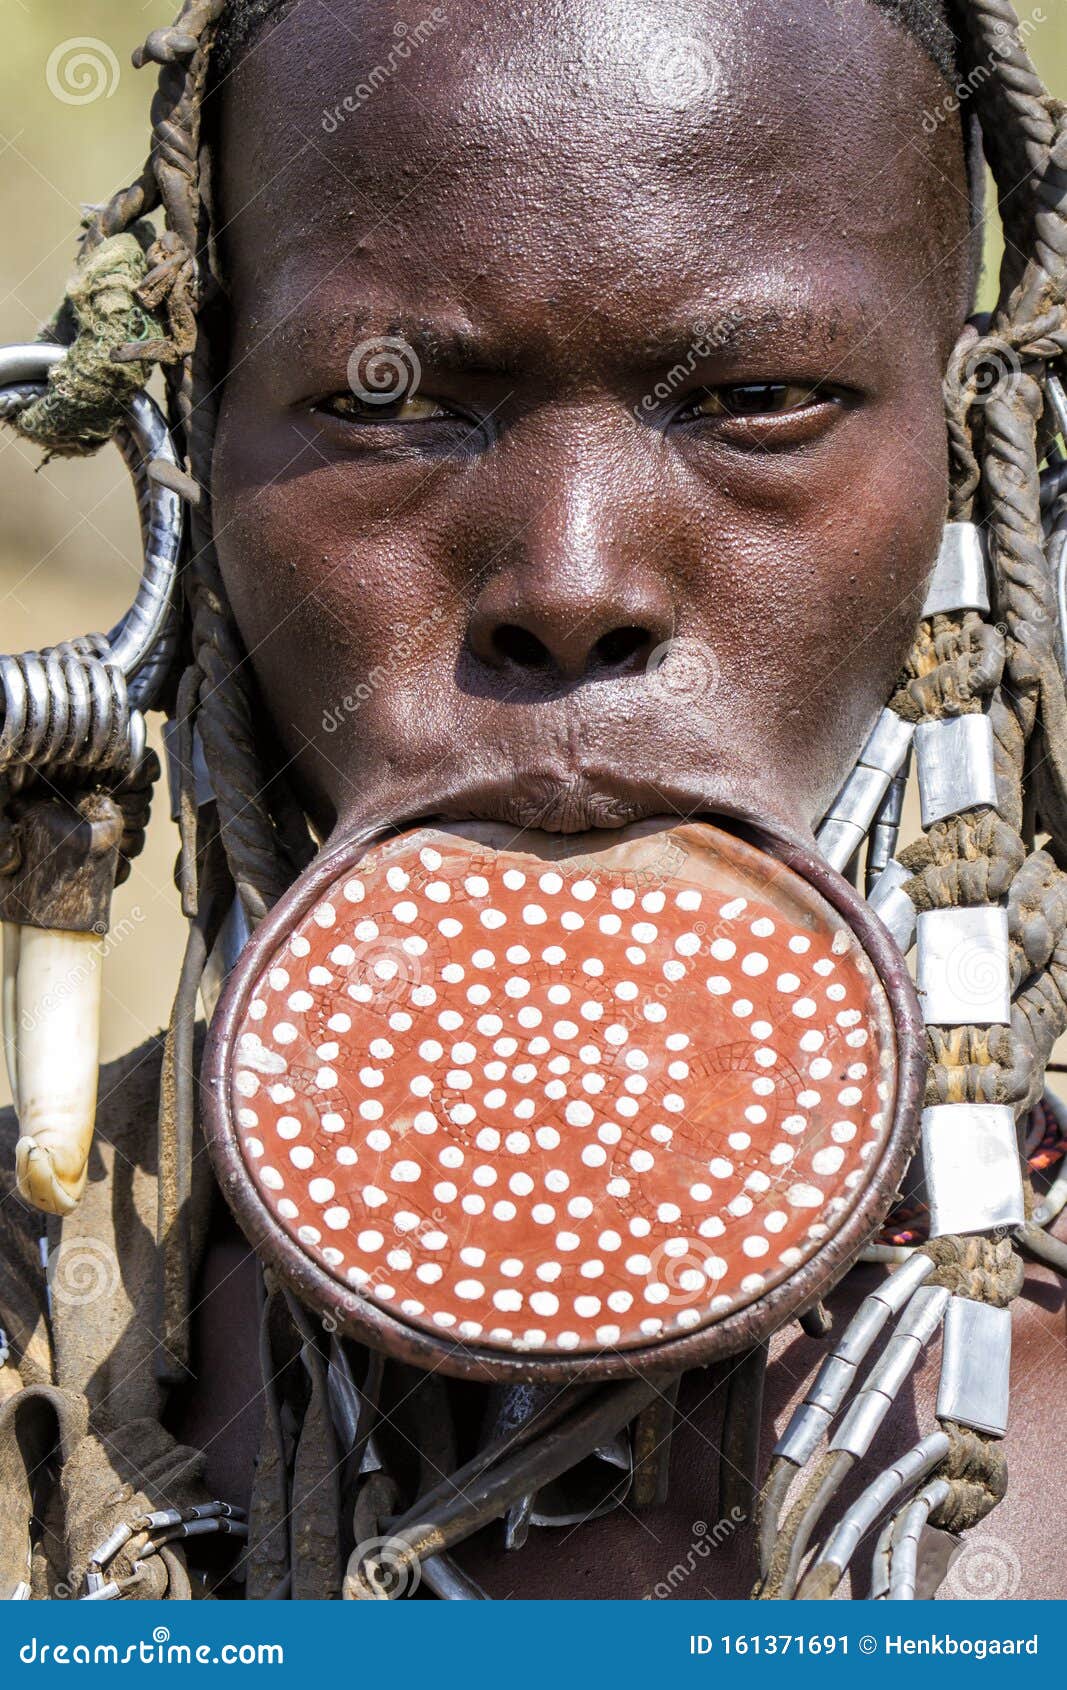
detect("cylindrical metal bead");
top-left (922, 1103), bottom-right (1025, 1236)
top-left (833, 1294), bottom-right (894, 1365)
top-left (829, 1390), bottom-right (892, 1457)
top-left (914, 713), bottom-right (998, 826)
top-left (868, 858), bottom-right (917, 954)
top-left (895, 1283), bottom-right (951, 1347)
top-left (921, 522), bottom-right (990, 617)
top-left (806, 1353), bottom-right (858, 1415)
top-left (817, 817), bottom-right (868, 874)
top-left (862, 1333), bottom-right (922, 1399)
top-left (869, 1249), bottom-right (936, 1315)
top-left (936, 1296), bottom-right (1012, 1438)
top-left (916, 905), bottom-right (1011, 1027)
top-left (818, 712), bottom-right (914, 871)
top-left (773, 1400), bottom-right (833, 1465)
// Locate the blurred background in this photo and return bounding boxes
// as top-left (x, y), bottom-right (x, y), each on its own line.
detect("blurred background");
top-left (0, 3), bottom-right (1065, 1106)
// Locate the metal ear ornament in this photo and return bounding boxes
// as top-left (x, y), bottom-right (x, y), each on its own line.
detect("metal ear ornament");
top-left (0, 343), bottom-right (182, 1214)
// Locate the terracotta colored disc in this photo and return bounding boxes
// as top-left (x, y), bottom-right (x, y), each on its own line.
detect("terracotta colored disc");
top-left (219, 822), bottom-right (897, 1357)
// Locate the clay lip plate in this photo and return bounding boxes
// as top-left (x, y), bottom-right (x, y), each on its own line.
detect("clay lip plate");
top-left (203, 819), bottom-right (922, 1378)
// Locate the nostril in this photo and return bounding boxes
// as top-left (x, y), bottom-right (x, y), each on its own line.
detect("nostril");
top-left (492, 623), bottom-right (553, 669)
top-left (591, 625), bottom-right (652, 671)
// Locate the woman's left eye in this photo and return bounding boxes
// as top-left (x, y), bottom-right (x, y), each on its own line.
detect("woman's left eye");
top-left (680, 382), bottom-right (827, 421)
top-left (315, 393), bottom-right (458, 424)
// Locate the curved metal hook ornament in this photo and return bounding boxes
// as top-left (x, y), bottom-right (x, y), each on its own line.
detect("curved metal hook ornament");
top-left (0, 342), bottom-right (183, 1215)
top-left (0, 341), bottom-right (183, 745)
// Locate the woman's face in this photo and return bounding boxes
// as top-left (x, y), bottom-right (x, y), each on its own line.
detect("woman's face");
top-left (211, 0), bottom-right (972, 848)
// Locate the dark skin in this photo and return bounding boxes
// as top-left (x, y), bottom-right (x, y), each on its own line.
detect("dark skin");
top-left (212, 0), bottom-right (973, 847)
top-left (174, 0), bottom-right (1067, 1598)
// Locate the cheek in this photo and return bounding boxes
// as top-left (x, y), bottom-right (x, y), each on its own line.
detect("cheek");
top-left (212, 404), bottom-right (462, 811)
top-left (684, 390), bottom-right (947, 807)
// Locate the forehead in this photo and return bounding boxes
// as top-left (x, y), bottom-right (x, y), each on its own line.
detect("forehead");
top-left (215, 0), bottom-right (969, 348)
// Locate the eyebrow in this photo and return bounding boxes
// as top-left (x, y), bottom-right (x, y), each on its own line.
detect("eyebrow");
top-left (265, 293), bottom-right (860, 384)
top-left (267, 312), bottom-right (531, 380)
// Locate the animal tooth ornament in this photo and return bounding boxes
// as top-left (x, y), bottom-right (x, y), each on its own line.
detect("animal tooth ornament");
top-left (0, 341), bottom-right (182, 1215)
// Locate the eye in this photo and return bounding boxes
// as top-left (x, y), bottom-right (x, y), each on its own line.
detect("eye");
top-left (680, 382), bottom-right (828, 421)
top-left (315, 392), bottom-right (458, 424)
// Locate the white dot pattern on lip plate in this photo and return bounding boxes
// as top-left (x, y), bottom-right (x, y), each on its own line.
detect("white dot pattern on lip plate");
top-left (229, 828), bottom-right (896, 1355)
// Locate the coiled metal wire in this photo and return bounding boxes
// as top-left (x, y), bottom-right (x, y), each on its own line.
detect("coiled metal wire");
top-left (0, 343), bottom-right (182, 781)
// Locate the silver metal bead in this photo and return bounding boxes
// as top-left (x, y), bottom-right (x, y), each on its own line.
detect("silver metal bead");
top-left (816, 816), bottom-right (868, 874)
top-left (936, 1296), bottom-right (1012, 1438)
top-left (895, 1282), bottom-right (951, 1346)
top-left (887, 1481), bottom-right (951, 1601)
top-left (829, 1389), bottom-right (892, 1458)
top-left (816, 1431), bottom-right (950, 1576)
top-left (806, 1352), bottom-right (857, 1415)
top-left (914, 713), bottom-right (998, 826)
top-left (824, 762), bottom-right (894, 827)
top-left (817, 712), bottom-right (914, 871)
top-left (833, 1294), bottom-right (894, 1366)
top-left (869, 1249), bottom-right (936, 1315)
top-left (916, 906), bottom-right (1010, 1026)
top-left (773, 1400), bottom-right (833, 1465)
top-left (922, 1103), bottom-right (1025, 1236)
top-left (921, 522), bottom-right (990, 618)
top-left (862, 1333), bottom-right (922, 1398)
top-left (858, 709), bottom-right (916, 776)
top-left (868, 858), bottom-right (917, 954)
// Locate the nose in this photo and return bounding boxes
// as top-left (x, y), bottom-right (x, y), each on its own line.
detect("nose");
top-left (465, 468), bottom-right (675, 684)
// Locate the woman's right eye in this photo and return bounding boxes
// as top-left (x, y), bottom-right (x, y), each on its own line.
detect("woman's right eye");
top-left (314, 392), bottom-right (458, 424)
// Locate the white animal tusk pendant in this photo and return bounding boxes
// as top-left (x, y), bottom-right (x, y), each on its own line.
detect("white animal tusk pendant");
top-left (7, 922), bottom-right (103, 1215)
top-left (0, 794), bottom-right (123, 1217)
